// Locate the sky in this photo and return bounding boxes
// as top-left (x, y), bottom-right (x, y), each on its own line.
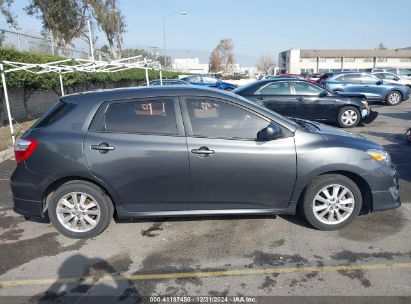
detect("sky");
top-left (2, 0), bottom-right (411, 65)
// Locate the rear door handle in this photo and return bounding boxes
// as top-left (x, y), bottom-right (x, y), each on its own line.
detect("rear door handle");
top-left (256, 96), bottom-right (265, 100)
top-left (91, 142), bottom-right (115, 154)
top-left (191, 146), bottom-right (215, 156)
top-left (296, 96), bottom-right (303, 101)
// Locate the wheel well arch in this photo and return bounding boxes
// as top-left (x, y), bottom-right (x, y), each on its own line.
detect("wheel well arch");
top-left (42, 176), bottom-right (117, 216)
top-left (384, 89), bottom-right (403, 100)
top-left (296, 170), bottom-right (373, 213)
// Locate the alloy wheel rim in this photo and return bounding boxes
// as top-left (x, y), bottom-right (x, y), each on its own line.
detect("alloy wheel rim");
top-left (341, 110), bottom-right (358, 126)
top-left (56, 192), bottom-right (101, 232)
top-left (389, 93), bottom-right (400, 104)
top-left (312, 184), bottom-right (355, 225)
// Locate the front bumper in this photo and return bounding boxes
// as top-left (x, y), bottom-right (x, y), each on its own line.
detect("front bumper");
top-left (362, 164), bottom-right (401, 212)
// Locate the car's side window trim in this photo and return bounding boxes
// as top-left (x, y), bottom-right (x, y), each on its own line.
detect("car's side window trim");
top-left (88, 96), bottom-right (185, 137)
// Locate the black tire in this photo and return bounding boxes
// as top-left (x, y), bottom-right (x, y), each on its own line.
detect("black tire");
top-left (337, 106), bottom-right (361, 128)
top-left (300, 174), bottom-right (362, 231)
top-left (48, 180), bottom-right (113, 239)
top-left (385, 90), bottom-right (402, 106)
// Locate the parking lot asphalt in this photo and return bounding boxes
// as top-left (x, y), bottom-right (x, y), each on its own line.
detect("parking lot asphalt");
top-left (0, 100), bottom-right (411, 302)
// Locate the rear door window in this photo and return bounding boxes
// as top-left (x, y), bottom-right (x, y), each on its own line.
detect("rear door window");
top-left (255, 82), bottom-right (291, 95)
top-left (292, 82), bottom-right (324, 95)
top-left (98, 98), bottom-right (178, 135)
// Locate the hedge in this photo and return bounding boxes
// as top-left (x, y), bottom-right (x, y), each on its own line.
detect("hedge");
top-left (0, 47), bottom-right (181, 90)
top-left (0, 48), bottom-right (183, 120)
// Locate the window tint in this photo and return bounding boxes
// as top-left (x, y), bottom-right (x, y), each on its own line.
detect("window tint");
top-left (383, 73), bottom-right (397, 80)
top-left (359, 74), bottom-right (379, 83)
top-left (335, 74), bottom-right (360, 83)
top-left (33, 101), bottom-right (73, 128)
top-left (185, 98), bottom-right (269, 140)
top-left (100, 99), bottom-right (177, 135)
top-left (256, 82), bottom-right (291, 95)
top-left (202, 76), bottom-right (217, 84)
top-left (185, 75), bottom-right (201, 82)
top-left (293, 82), bottom-right (324, 95)
top-left (399, 69), bottom-right (411, 76)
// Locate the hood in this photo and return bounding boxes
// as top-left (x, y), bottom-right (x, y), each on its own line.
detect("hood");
top-left (293, 118), bottom-right (382, 150)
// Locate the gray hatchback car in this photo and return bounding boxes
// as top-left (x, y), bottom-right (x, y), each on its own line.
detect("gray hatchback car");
top-left (11, 86), bottom-right (400, 238)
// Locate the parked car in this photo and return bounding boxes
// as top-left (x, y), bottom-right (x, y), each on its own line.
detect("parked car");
top-left (365, 67), bottom-right (411, 79)
top-left (371, 72), bottom-right (411, 88)
top-left (11, 86), bottom-right (400, 238)
top-left (181, 75), bottom-right (238, 91)
top-left (149, 79), bottom-right (191, 86)
top-left (307, 73), bottom-right (322, 83)
top-left (316, 72), bottom-right (410, 106)
top-left (234, 79), bottom-right (370, 128)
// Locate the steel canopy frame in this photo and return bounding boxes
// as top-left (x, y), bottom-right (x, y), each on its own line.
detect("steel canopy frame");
top-left (0, 56), bottom-right (163, 144)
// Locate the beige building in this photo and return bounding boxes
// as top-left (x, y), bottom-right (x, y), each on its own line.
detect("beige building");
top-left (278, 49), bottom-right (411, 74)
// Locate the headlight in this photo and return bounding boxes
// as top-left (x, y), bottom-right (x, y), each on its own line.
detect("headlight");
top-left (367, 149), bottom-right (391, 165)
top-left (361, 100), bottom-right (369, 107)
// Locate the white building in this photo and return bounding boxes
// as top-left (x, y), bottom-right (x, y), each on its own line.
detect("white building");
top-left (278, 49), bottom-right (411, 74)
top-left (172, 57), bottom-right (258, 76)
top-left (172, 57), bottom-right (209, 74)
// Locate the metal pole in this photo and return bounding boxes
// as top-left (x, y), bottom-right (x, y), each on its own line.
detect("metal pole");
top-left (87, 20), bottom-right (95, 62)
top-left (145, 68), bottom-right (150, 86)
top-left (0, 64), bottom-right (15, 145)
top-left (59, 69), bottom-right (64, 96)
top-left (159, 68), bottom-right (163, 86)
top-left (162, 17), bottom-right (167, 72)
top-left (50, 32), bottom-right (55, 56)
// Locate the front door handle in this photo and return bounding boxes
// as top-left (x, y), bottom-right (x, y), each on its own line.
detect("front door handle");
top-left (191, 146), bottom-right (215, 156)
top-left (91, 142), bottom-right (115, 154)
top-left (296, 96), bottom-right (303, 101)
top-left (256, 96), bottom-right (265, 100)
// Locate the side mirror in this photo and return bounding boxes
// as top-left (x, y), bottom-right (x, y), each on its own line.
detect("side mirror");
top-left (319, 91), bottom-right (328, 97)
top-left (257, 124), bottom-right (283, 141)
top-left (376, 80), bottom-right (383, 85)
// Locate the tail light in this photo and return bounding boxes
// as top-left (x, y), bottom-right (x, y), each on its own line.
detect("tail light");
top-left (14, 139), bottom-right (38, 163)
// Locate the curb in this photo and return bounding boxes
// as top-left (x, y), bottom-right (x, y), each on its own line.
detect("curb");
top-left (0, 147), bottom-right (14, 163)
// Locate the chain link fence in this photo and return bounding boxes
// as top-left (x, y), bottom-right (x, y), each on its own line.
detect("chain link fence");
top-left (0, 25), bottom-right (90, 59)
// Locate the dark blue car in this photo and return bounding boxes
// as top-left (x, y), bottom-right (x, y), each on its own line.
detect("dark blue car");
top-left (181, 75), bottom-right (238, 91)
top-left (317, 72), bottom-right (410, 106)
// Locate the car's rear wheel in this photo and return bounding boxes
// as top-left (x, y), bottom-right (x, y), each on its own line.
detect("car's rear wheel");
top-left (337, 106), bottom-right (360, 128)
top-left (300, 174), bottom-right (362, 230)
top-left (385, 90), bottom-right (402, 106)
top-left (48, 181), bottom-right (113, 239)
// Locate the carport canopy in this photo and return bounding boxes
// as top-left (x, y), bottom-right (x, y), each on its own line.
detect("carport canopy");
top-left (0, 56), bottom-right (163, 144)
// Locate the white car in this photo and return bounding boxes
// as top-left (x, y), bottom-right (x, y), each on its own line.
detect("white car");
top-left (372, 72), bottom-right (411, 88)
top-left (370, 68), bottom-right (411, 80)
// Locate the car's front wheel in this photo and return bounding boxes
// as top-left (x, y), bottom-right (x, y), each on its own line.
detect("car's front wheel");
top-left (337, 106), bottom-right (360, 128)
top-left (48, 181), bottom-right (113, 239)
top-left (300, 174), bottom-right (362, 230)
top-left (385, 90), bottom-right (402, 106)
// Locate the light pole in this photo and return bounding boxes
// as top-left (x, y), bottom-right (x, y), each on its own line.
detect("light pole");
top-left (162, 11), bottom-right (187, 72)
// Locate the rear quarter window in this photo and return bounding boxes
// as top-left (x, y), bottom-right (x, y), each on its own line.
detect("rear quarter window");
top-left (32, 100), bottom-right (73, 128)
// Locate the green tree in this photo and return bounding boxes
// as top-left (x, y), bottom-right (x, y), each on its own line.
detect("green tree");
top-left (86, 0), bottom-right (126, 58)
top-left (25, 0), bottom-right (127, 57)
top-left (0, 0), bottom-right (16, 27)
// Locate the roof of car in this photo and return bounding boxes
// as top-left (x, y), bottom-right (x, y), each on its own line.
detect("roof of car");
top-left (61, 85), bottom-right (235, 104)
